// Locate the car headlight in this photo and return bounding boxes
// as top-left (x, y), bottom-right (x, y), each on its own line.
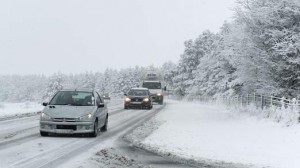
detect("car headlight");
top-left (143, 98), bottom-right (149, 102)
top-left (79, 113), bottom-right (93, 121)
top-left (41, 112), bottom-right (51, 120)
top-left (125, 97), bottom-right (131, 102)
top-left (157, 93), bottom-right (162, 96)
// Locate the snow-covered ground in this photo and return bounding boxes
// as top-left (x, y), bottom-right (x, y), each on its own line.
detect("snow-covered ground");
top-left (126, 100), bottom-right (300, 168)
top-left (0, 102), bottom-right (43, 118)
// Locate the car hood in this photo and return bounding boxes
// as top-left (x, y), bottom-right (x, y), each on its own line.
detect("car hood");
top-left (127, 95), bottom-right (148, 98)
top-left (43, 105), bottom-right (96, 118)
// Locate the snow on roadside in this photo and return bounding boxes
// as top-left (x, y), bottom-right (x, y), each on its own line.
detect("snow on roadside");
top-left (0, 102), bottom-right (43, 119)
top-left (125, 99), bottom-right (300, 168)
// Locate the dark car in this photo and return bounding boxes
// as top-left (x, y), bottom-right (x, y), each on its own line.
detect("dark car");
top-left (40, 89), bottom-right (108, 137)
top-left (124, 88), bottom-right (153, 110)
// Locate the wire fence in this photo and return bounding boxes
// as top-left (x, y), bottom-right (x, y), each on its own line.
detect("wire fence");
top-left (166, 91), bottom-right (300, 124)
top-left (182, 94), bottom-right (300, 109)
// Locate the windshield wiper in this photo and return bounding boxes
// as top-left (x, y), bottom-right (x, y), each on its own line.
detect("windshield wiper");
top-left (70, 103), bottom-right (84, 106)
top-left (50, 104), bottom-right (69, 105)
top-left (50, 103), bottom-right (87, 106)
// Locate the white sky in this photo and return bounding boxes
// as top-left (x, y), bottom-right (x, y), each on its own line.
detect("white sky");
top-left (0, 0), bottom-right (236, 75)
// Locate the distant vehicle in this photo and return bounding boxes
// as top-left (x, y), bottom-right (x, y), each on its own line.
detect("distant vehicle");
top-left (142, 73), bottom-right (166, 105)
top-left (124, 88), bottom-right (153, 110)
top-left (40, 89), bottom-right (108, 137)
top-left (102, 93), bottom-right (111, 100)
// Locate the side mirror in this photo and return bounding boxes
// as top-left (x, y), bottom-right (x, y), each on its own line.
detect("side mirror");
top-left (164, 86), bottom-right (167, 91)
top-left (98, 103), bottom-right (105, 108)
top-left (42, 102), bottom-right (48, 106)
top-left (124, 93), bottom-right (127, 96)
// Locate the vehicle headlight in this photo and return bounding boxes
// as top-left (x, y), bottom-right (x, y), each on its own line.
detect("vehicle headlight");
top-left (125, 97), bottom-right (131, 102)
top-left (79, 113), bottom-right (93, 121)
top-left (41, 112), bottom-right (51, 120)
top-left (143, 98), bottom-right (149, 102)
top-left (157, 93), bottom-right (162, 96)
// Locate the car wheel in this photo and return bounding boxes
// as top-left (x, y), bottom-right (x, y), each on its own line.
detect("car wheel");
top-left (124, 105), bottom-right (129, 109)
top-left (89, 121), bottom-right (98, 137)
top-left (40, 131), bottom-right (48, 137)
top-left (101, 116), bottom-right (108, 132)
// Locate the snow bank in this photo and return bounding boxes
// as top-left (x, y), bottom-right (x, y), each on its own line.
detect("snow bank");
top-left (221, 101), bottom-right (300, 126)
top-left (0, 102), bottom-right (43, 118)
top-left (126, 100), bottom-right (300, 168)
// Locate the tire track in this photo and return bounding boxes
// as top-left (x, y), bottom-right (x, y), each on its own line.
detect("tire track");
top-left (0, 107), bottom-right (128, 149)
top-left (5, 107), bottom-right (163, 168)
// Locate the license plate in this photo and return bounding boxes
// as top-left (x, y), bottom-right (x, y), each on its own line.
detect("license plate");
top-left (55, 129), bottom-right (73, 133)
top-left (131, 102), bottom-right (142, 104)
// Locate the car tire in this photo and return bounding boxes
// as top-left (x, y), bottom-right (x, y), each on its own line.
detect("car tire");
top-left (89, 121), bottom-right (98, 137)
top-left (124, 105), bottom-right (129, 109)
top-left (101, 116), bottom-right (108, 132)
top-left (40, 131), bottom-right (48, 137)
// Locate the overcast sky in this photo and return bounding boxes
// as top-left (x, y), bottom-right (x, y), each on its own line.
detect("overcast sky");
top-left (0, 0), bottom-right (236, 75)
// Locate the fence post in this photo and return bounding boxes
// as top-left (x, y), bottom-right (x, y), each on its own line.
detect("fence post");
top-left (240, 95), bottom-right (243, 106)
top-left (295, 98), bottom-right (300, 123)
top-left (270, 96), bottom-right (273, 106)
top-left (281, 97), bottom-right (285, 109)
top-left (246, 94), bottom-right (249, 105)
top-left (261, 94), bottom-right (264, 109)
top-left (292, 98), bottom-right (296, 113)
top-left (254, 93), bottom-right (256, 107)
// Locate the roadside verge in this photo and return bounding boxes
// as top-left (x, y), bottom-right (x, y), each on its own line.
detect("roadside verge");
top-left (124, 99), bottom-right (300, 168)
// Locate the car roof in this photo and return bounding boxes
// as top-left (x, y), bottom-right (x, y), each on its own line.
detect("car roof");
top-left (60, 89), bottom-right (94, 92)
top-left (130, 87), bottom-right (149, 90)
top-left (143, 80), bottom-right (161, 83)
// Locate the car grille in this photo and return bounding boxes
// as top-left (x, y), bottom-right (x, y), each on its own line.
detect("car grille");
top-left (131, 97), bottom-right (143, 102)
top-left (56, 125), bottom-right (77, 130)
top-left (53, 118), bottom-right (77, 122)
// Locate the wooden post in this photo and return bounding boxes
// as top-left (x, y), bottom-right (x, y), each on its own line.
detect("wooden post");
top-left (270, 96), bottom-right (273, 106)
top-left (281, 97), bottom-right (285, 109)
top-left (247, 94), bottom-right (249, 105)
top-left (261, 94), bottom-right (263, 109)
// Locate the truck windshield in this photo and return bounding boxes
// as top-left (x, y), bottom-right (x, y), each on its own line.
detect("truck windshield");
top-left (142, 82), bottom-right (161, 89)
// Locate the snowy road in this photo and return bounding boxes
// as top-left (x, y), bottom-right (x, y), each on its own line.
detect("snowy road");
top-left (0, 102), bottom-right (192, 168)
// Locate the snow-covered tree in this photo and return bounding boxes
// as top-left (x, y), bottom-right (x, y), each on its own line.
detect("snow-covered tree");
top-left (43, 73), bottom-right (64, 101)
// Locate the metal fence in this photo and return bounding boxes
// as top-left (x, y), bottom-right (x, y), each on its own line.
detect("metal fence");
top-left (184, 94), bottom-right (300, 109)
top-left (182, 93), bottom-right (300, 124)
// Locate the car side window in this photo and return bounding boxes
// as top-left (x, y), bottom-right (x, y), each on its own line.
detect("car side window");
top-left (95, 93), bottom-right (100, 105)
top-left (96, 93), bottom-right (103, 105)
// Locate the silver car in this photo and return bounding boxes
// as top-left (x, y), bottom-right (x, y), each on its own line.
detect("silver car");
top-left (40, 89), bottom-right (108, 137)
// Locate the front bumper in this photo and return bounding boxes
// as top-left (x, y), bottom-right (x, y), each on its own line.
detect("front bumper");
top-left (124, 102), bottom-right (151, 109)
top-left (151, 95), bottom-right (163, 102)
top-left (40, 121), bottom-right (94, 134)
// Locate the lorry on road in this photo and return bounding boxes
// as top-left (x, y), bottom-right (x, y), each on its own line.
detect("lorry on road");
top-left (141, 73), bottom-right (166, 105)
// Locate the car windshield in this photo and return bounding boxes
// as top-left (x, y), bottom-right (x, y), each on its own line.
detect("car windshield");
top-left (128, 90), bottom-right (148, 96)
top-left (49, 91), bottom-right (95, 106)
top-left (142, 82), bottom-right (161, 89)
